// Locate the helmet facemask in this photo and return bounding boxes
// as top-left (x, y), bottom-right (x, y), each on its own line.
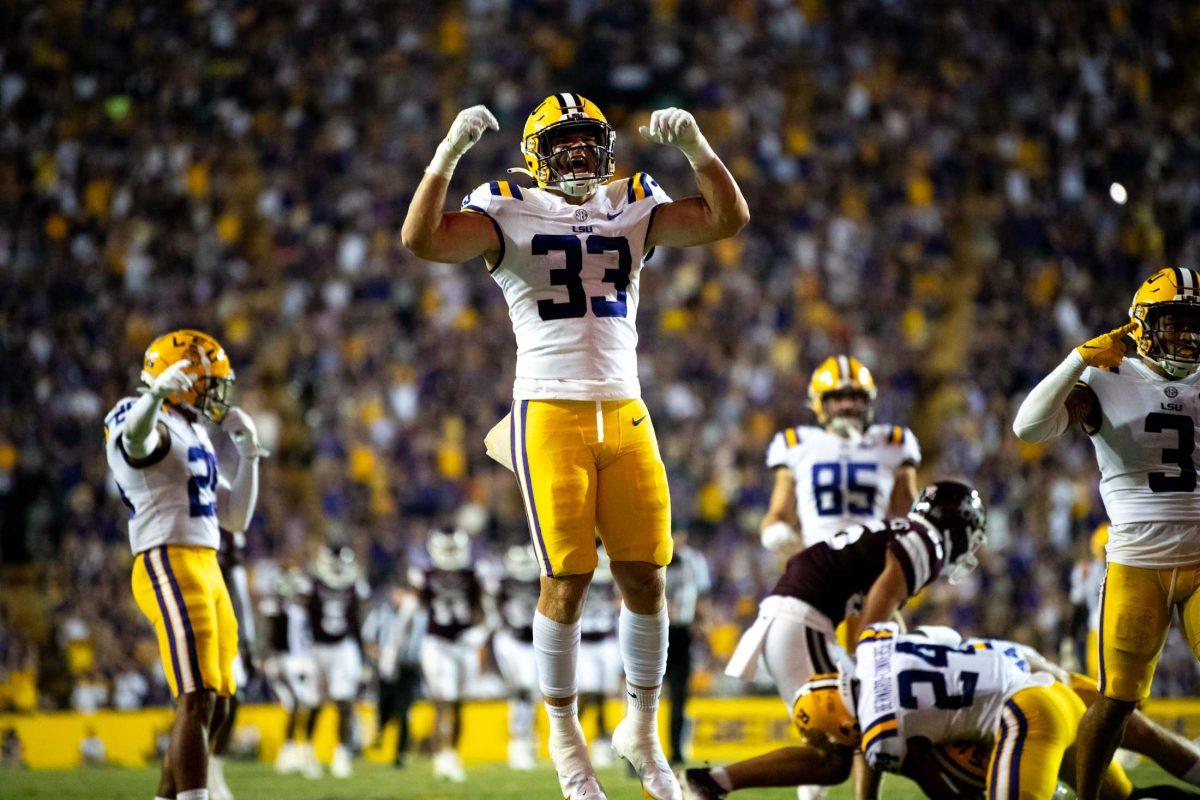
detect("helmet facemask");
top-left (193, 374), bottom-right (234, 424)
top-left (942, 524), bottom-right (987, 585)
top-left (525, 119), bottom-right (615, 198)
top-left (1135, 303), bottom-right (1200, 378)
top-left (820, 389), bottom-right (874, 438)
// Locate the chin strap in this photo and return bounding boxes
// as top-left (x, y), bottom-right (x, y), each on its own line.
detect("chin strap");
top-left (506, 167), bottom-right (536, 178)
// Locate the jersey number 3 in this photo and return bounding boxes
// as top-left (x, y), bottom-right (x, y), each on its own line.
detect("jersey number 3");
top-left (1146, 412), bottom-right (1197, 493)
top-left (533, 234), bottom-right (632, 320)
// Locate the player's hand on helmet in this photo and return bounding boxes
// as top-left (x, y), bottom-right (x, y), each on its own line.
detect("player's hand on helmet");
top-left (143, 359), bottom-right (194, 400)
top-left (760, 521), bottom-right (802, 553)
top-left (639, 107), bottom-right (714, 167)
top-left (1076, 322), bottom-right (1138, 368)
top-left (222, 406), bottom-right (270, 459)
top-left (443, 105), bottom-right (499, 158)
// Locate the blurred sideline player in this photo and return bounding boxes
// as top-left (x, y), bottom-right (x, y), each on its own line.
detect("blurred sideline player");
top-left (412, 528), bottom-right (485, 783)
top-left (106, 329), bottom-right (265, 800)
top-left (403, 93), bottom-right (748, 800)
top-left (707, 481), bottom-right (986, 798)
top-left (1069, 522), bottom-right (1110, 680)
top-left (306, 545), bottom-right (369, 778)
top-left (489, 545), bottom-right (542, 770)
top-left (760, 356), bottom-right (919, 649)
top-left (1013, 267), bottom-right (1200, 799)
top-left (261, 564), bottom-right (321, 779)
top-left (577, 547), bottom-right (622, 767)
top-left (363, 580), bottom-right (426, 767)
top-left (207, 529), bottom-right (256, 800)
top-left (663, 530), bottom-right (711, 766)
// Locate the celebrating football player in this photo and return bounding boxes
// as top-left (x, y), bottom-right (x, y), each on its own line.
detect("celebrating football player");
top-left (105, 329), bottom-right (266, 800)
top-left (760, 355), bottom-right (920, 556)
top-left (1013, 268), bottom-right (1200, 800)
top-left (699, 481), bottom-right (986, 798)
top-left (402, 94), bottom-right (748, 800)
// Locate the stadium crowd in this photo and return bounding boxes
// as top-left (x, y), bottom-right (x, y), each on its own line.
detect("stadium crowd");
top-left (4, 0), bottom-right (1200, 712)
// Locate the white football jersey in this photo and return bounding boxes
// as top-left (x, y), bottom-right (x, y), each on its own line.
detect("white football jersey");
top-left (1080, 357), bottom-right (1200, 566)
top-left (856, 624), bottom-right (1048, 772)
top-left (766, 424), bottom-right (921, 546)
top-left (463, 174), bottom-right (671, 401)
top-left (104, 397), bottom-right (222, 554)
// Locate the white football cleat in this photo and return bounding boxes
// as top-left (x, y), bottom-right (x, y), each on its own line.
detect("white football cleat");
top-left (612, 719), bottom-right (682, 800)
top-left (207, 755), bottom-right (233, 800)
top-left (433, 749), bottom-right (467, 783)
top-left (508, 738), bottom-right (537, 770)
top-left (590, 737), bottom-right (614, 768)
top-left (330, 745), bottom-right (353, 778)
top-left (550, 736), bottom-right (607, 800)
top-left (299, 742), bottom-right (323, 780)
top-left (273, 741), bottom-right (299, 775)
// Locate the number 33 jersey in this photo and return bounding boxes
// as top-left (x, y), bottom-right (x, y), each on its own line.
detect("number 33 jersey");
top-left (1080, 357), bottom-right (1200, 566)
top-left (766, 424), bottom-right (921, 546)
top-left (855, 624), bottom-right (1049, 771)
top-left (463, 174), bottom-right (671, 401)
top-left (104, 397), bottom-right (222, 554)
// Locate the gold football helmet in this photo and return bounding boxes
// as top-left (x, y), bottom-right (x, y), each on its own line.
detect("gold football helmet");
top-left (1129, 268), bottom-right (1200, 378)
top-left (140, 329), bottom-right (235, 423)
top-left (808, 355), bottom-right (877, 436)
top-left (791, 672), bottom-right (860, 749)
top-left (520, 93), bottom-right (614, 198)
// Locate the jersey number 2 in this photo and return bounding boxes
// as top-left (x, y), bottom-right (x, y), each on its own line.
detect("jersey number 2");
top-left (1146, 412), bottom-right (1197, 493)
top-left (187, 446), bottom-right (218, 517)
top-left (533, 234), bottom-right (632, 320)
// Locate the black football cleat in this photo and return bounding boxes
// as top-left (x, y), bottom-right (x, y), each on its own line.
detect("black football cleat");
top-left (681, 767), bottom-right (728, 800)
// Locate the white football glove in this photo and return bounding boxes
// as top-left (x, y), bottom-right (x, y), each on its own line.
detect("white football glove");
top-left (639, 107), bottom-right (715, 168)
top-left (142, 359), bottom-right (194, 401)
top-left (760, 521), bottom-right (802, 553)
top-left (427, 105), bottom-right (499, 178)
top-left (222, 406), bottom-right (270, 459)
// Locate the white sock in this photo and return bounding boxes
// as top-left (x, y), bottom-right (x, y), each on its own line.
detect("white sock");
top-left (534, 611), bottom-right (580, 699)
top-left (509, 696), bottom-right (534, 737)
top-left (619, 605), bottom-right (668, 730)
top-left (710, 767), bottom-right (733, 791)
top-left (545, 699), bottom-right (584, 748)
top-left (177, 791), bottom-right (209, 800)
top-left (1184, 756), bottom-right (1200, 786)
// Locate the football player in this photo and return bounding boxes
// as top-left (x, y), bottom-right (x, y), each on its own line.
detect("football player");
top-left (760, 356), bottom-right (920, 555)
top-left (106, 329), bottom-right (266, 800)
top-left (306, 545), bottom-right (369, 779)
top-left (1013, 267), bottom-right (1200, 800)
top-left (260, 564), bottom-right (321, 779)
top-left (1068, 522), bottom-right (1109, 680)
top-left (402, 94), bottom-right (748, 800)
top-left (711, 481), bottom-right (986, 798)
top-left (577, 547), bottom-right (622, 768)
top-left (490, 545), bottom-right (542, 770)
top-left (412, 528), bottom-right (485, 783)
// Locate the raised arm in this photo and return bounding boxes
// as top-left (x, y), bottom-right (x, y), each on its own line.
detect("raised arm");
top-left (640, 108), bottom-right (750, 249)
top-left (216, 407), bottom-right (267, 533)
top-left (122, 360), bottom-right (193, 459)
top-left (1012, 322), bottom-right (1134, 442)
top-left (400, 106), bottom-right (502, 264)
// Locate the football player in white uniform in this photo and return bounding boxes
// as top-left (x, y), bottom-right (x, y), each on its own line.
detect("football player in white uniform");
top-left (413, 529), bottom-right (485, 783)
top-left (490, 545), bottom-right (543, 770)
top-left (1013, 267), bottom-right (1200, 800)
top-left (261, 564), bottom-right (321, 779)
top-left (402, 94), bottom-right (748, 800)
top-left (306, 545), bottom-right (369, 778)
top-left (106, 329), bottom-right (266, 800)
top-left (760, 355), bottom-right (920, 556)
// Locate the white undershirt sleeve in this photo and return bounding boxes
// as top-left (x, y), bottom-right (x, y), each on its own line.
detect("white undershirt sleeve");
top-left (1012, 351), bottom-right (1088, 443)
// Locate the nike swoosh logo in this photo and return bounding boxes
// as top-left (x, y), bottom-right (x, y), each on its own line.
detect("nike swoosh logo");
top-left (632, 415), bottom-right (647, 426)
top-left (607, 210), bottom-right (624, 220)
top-left (627, 690), bottom-right (637, 699)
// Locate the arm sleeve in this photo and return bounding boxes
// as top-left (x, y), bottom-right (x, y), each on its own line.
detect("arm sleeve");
top-left (120, 393), bottom-right (165, 459)
top-left (888, 528), bottom-right (943, 594)
top-left (217, 454), bottom-right (259, 533)
top-left (1012, 351), bottom-right (1088, 442)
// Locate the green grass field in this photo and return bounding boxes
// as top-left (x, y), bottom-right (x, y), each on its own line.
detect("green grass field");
top-left (0, 761), bottom-right (1193, 800)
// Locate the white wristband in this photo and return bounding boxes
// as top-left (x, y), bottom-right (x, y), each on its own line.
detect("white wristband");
top-left (426, 139), bottom-right (462, 179)
top-left (681, 136), bottom-right (717, 170)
